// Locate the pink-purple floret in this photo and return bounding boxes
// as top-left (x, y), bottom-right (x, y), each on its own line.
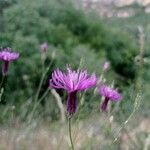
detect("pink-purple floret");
top-left (99, 85), bottom-right (122, 101)
top-left (0, 48), bottom-right (20, 75)
top-left (50, 67), bottom-right (97, 115)
top-left (103, 61), bottom-right (110, 71)
top-left (40, 43), bottom-right (48, 52)
top-left (0, 48), bottom-right (19, 61)
top-left (50, 67), bottom-right (97, 93)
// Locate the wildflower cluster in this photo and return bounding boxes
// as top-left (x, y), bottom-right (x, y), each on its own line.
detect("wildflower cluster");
top-left (0, 46), bottom-right (122, 115)
top-left (50, 64), bottom-right (122, 115)
top-left (0, 45), bottom-right (123, 150)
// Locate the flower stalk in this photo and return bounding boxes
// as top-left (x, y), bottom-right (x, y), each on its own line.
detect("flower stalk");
top-left (68, 117), bottom-right (74, 150)
top-left (0, 75), bottom-right (5, 90)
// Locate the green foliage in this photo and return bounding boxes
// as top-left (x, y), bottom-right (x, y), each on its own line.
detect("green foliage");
top-left (105, 31), bottom-right (137, 79)
top-left (0, 0), bottom-right (142, 122)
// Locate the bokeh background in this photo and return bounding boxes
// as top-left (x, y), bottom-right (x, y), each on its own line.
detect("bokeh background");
top-left (0, 0), bottom-right (149, 149)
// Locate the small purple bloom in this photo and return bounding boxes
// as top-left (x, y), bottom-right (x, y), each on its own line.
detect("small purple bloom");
top-left (99, 85), bottom-right (122, 111)
top-left (0, 48), bottom-right (19, 75)
top-left (103, 61), bottom-right (110, 71)
top-left (49, 66), bottom-right (97, 116)
top-left (40, 42), bottom-right (48, 53)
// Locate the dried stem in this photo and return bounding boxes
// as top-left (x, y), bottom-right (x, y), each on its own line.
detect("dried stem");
top-left (113, 26), bottom-right (145, 144)
top-left (51, 89), bottom-right (66, 123)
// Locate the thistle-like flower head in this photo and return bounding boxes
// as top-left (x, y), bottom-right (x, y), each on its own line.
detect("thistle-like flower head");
top-left (0, 48), bottom-right (19, 75)
top-left (103, 61), bottom-right (110, 71)
top-left (50, 66), bottom-right (97, 115)
top-left (99, 85), bottom-right (122, 101)
top-left (99, 84), bottom-right (122, 111)
top-left (0, 48), bottom-right (19, 62)
top-left (40, 42), bottom-right (48, 53)
top-left (50, 66), bottom-right (96, 93)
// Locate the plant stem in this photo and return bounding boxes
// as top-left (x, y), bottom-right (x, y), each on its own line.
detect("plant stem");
top-left (31, 60), bottom-right (53, 123)
top-left (113, 26), bottom-right (144, 144)
top-left (35, 73), bottom-right (45, 101)
top-left (35, 59), bottom-right (53, 102)
top-left (68, 117), bottom-right (74, 150)
top-left (0, 75), bottom-right (5, 89)
top-left (27, 88), bottom-right (50, 123)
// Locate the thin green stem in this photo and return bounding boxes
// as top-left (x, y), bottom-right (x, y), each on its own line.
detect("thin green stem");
top-left (35, 73), bottom-right (45, 101)
top-left (34, 88), bottom-right (50, 111)
top-left (35, 59), bottom-right (53, 102)
top-left (34, 55), bottom-right (46, 102)
top-left (38, 88), bottom-right (50, 102)
top-left (28, 88), bottom-right (50, 123)
top-left (68, 117), bottom-right (74, 150)
top-left (0, 75), bottom-right (5, 89)
top-left (0, 75), bottom-right (5, 102)
top-left (113, 26), bottom-right (144, 144)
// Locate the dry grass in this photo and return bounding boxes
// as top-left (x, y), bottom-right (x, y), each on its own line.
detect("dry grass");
top-left (0, 115), bottom-right (149, 150)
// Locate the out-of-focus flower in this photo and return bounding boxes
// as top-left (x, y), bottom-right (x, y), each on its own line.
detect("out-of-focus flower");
top-left (103, 61), bottom-right (110, 71)
top-left (99, 84), bottom-right (122, 111)
top-left (0, 48), bottom-right (20, 75)
top-left (40, 42), bottom-right (48, 53)
top-left (49, 66), bottom-right (97, 116)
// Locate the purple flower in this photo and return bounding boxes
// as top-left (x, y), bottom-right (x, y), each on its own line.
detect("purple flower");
top-left (49, 66), bottom-right (97, 116)
top-left (40, 42), bottom-right (48, 53)
top-left (99, 85), bottom-right (122, 111)
top-left (0, 48), bottom-right (19, 75)
top-left (103, 61), bottom-right (110, 71)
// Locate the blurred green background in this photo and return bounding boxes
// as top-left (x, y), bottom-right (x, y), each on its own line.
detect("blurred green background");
top-left (0, 0), bottom-right (149, 149)
top-left (0, 0), bottom-right (150, 150)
